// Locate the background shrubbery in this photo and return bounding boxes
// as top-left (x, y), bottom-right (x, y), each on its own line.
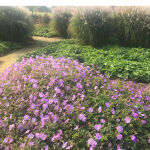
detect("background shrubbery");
top-left (68, 8), bottom-right (114, 47)
top-left (114, 7), bottom-right (150, 48)
top-left (0, 7), bottom-right (33, 42)
top-left (50, 8), bottom-right (72, 38)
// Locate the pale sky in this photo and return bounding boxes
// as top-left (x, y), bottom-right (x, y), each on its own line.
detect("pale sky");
top-left (0, 0), bottom-right (150, 6)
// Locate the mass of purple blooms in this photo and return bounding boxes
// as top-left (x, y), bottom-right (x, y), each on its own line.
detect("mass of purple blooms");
top-left (0, 56), bottom-right (149, 149)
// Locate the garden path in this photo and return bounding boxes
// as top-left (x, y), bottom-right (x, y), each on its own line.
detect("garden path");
top-left (0, 36), bottom-right (62, 74)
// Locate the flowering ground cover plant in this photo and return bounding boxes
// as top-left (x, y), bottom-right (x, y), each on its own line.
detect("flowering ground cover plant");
top-left (0, 56), bottom-right (150, 149)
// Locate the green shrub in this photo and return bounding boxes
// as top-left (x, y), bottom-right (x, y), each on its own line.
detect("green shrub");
top-left (0, 56), bottom-right (149, 149)
top-left (19, 40), bottom-right (150, 83)
top-left (33, 24), bottom-right (58, 38)
top-left (68, 8), bottom-right (114, 47)
top-left (0, 41), bottom-right (21, 56)
top-left (114, 7), bottom-right (150, 47)
top-left (40, 14), bottom-right (51, 26)
top-left (0, 7), bottom-right (33, 42)
top-left (50, 8), bottom-right (72, 38)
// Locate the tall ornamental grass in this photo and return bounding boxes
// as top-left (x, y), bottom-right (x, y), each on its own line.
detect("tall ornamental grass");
top-left (114, 7), bottom-right (150, 48)
top-left (0, 7), bottom-right (33, 42)
top-left (50, 8), bottom-right (72, 38)
top-left (68, 7), bottom-right (114, 47)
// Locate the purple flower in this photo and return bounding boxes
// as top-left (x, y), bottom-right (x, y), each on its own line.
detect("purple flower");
top-left (32, 84), bottom-right (37, 88)
top-left (88, 107), bottom-right (93, 113)
top-left (88, 138), bottom-right (97, 148)
top-left (148, 139), bottom-right (150, 143)
top-left (117, 134), bottom-right (122, 140)
top-left (105, 102), bottom-right (110, 107)
top-left (96, 133), bottom-right (102, 140)
top-left (62, 141), bottom-right (68, 148)
top-left (28, 133), bottom-right (34, 139)
top-left (76, 83), bottom-right (83, 89)
top-left (62, 71), bottom-right (67, 77)
top-left (117, 144), bottom-right (121, 150)
top-left (29, 142), bottom-right (34, 146)
top-left (40, 133), bottom-right (48, 141)
top-left (108, 142), bottom-right (112, 147)
top-left (44, 145), bottom-right (48, 150)
top-left (116, 126), bottom-right (123, 133)
top-left (116, 118), bottom-right (120, 123)
top-left (20, 143), bottom-right (25, 147)
top-left (52, 115), bottom-right (58, 123)
top-left (111, 107), bottom-right (115, 114)
top-left (9, 124), bottom-right (15, 131)
top-left (100, 119), bottom-right (106, 124)
top-left (74, 125), bottom-right (79, 130)
top-left (24, 115), bottom-right (30, 121)
top-left (98, 106), bottom-right (102, 113)
top-left (78, 114), bottom-right (86, 122)
top-left (131, 135), bottom-right (136, 141)
top-left (124, 117), bottom-right (131, 124)
top-left (131, 112), bottom-right (139, 118)
top-left (94, 124), bottom-right (102, 131)
top-left (141, 120), bottom-right (146, 125)
top-left (43, 103), bottom-right (48, 111)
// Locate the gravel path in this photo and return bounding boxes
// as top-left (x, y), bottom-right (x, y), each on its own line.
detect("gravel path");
top-left (0, 36), bottom-right (62, 74)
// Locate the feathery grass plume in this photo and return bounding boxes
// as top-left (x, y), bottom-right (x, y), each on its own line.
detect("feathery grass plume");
top-left (50, 7), bottom-right (72, 38)
top-left (0, 6), bottom-right (33, 42)
top-left (114, 6), bottom-right (150, 47)
top-left (68, 7), bottom-right (114, 47)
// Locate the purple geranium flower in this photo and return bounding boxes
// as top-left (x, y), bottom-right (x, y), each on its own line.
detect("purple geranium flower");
top-left (88, 138), bottom-right (97, 148)
top-left (100, 119), bottom-right (106, 124)
top-left (88, 107), bottom-right (93, 113)
top-left (94, 124), bottom-right (102, 131)
top-left (62, 141), bottom-right (68, 148)
top-left (96, 133), bottom-right (102, 140)
top-left (131, 112), bottom-right (139, 118)
top-left (124, 117), bottom-right (131, 124)
top-left (117, 134), bottom-right (122, 140)
top-left (105, 102), bottom-right (111, 107)
top-left (28, 133), bottom-right (34, 139)
top-left (116, 126), bottom-right (123, 133)
top-left (98, 106), bottom-right (102, 113)
top-left (24, 115), bottom-right (30, 121)
top-left (78, 114), bottom-right (86, 122)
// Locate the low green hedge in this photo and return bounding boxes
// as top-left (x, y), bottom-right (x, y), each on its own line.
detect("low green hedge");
top-left (18, 40), bottom-right (150, 83)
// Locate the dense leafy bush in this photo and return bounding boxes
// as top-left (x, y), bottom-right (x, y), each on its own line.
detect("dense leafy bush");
top-left (19, 40), bottom-right (150, 83)
top-left (0, 56), bottom-right (149, 149)
top-left (113, 7), bottom-right (150, 47)
top-left (33, 25), bottom-right (58, 38)
top-left (0, 7), bottom-right (33, 42)
top-left (50, 8), bottom-right (72, 38)
top-left (0, 41), bottom-right (21, 56)
top-left (68, 8), bottom-right (114, 47)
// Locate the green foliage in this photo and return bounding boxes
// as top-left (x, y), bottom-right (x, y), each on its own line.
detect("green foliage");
top-left (0, 6), bottom-right (33, 42)
top-left (33, 25), bottom-right (58, 38)
top-left (40, 14), bottom-right (51, 26)
top-left (0, 41), bottom-right (21, 56)
top-left (19, 40), bottom-right (150, 83)
top-left (68, 8), bottom-right (114, 47)
top-left (50, 9), bottom-right (72, 38)
top-left (114, 7), bottom-right (150, 47)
